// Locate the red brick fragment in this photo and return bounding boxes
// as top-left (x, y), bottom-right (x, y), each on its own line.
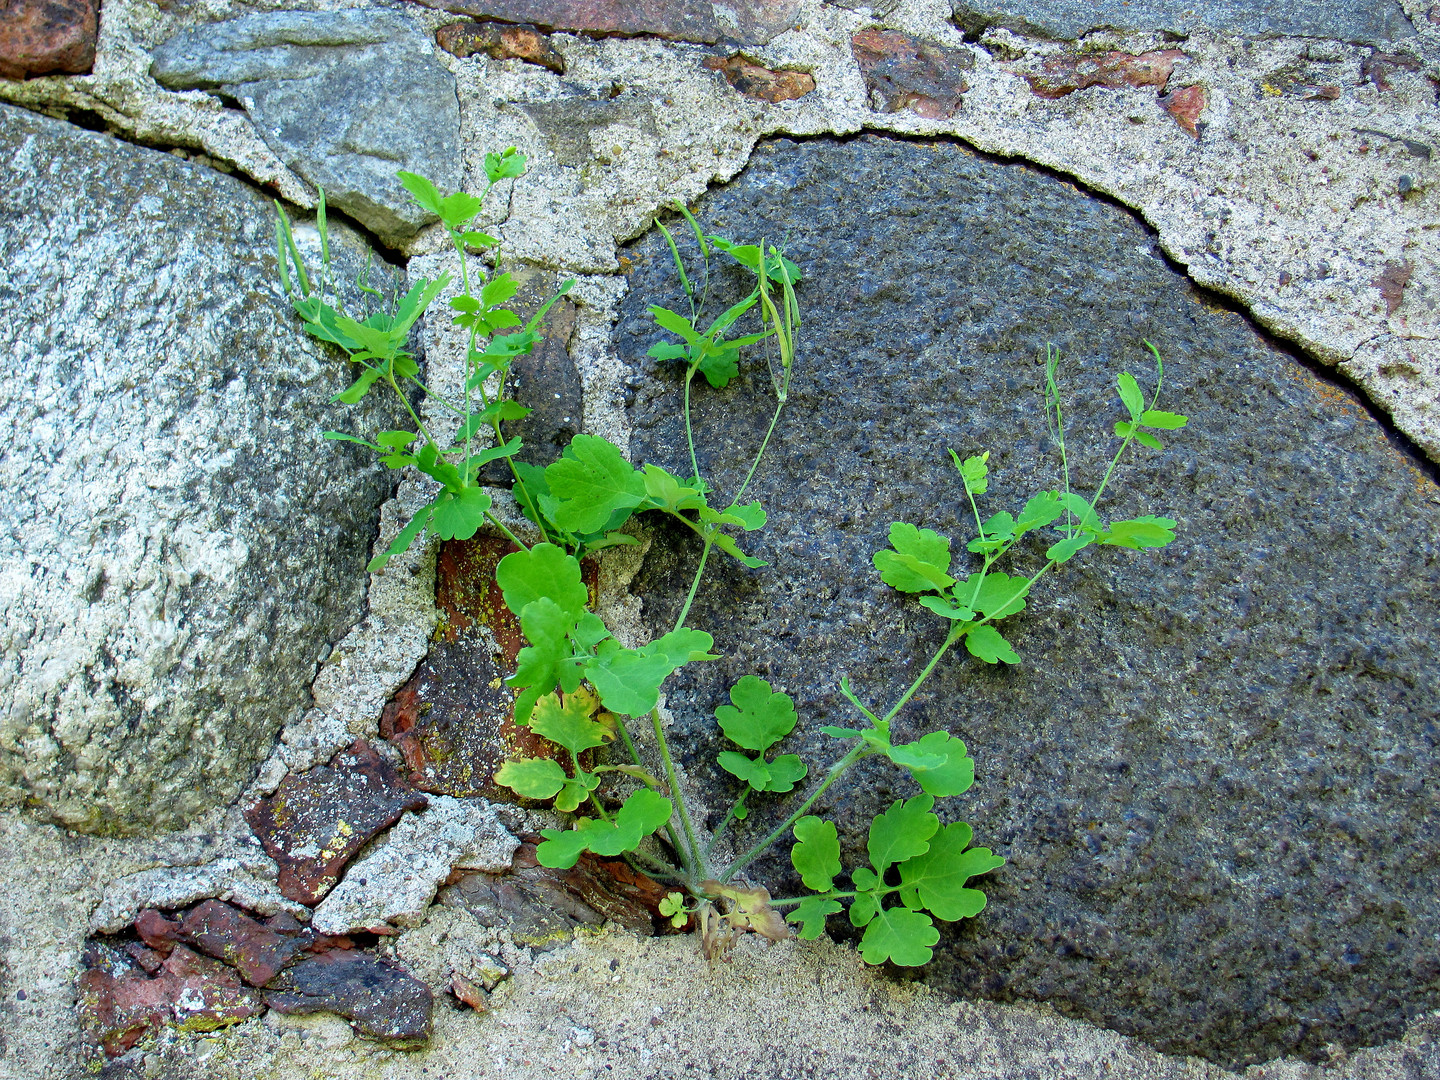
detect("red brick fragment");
top-left (78, 943), bottom-right (263, 1057)
top-left (1363, 51), bottom-right (1420, 92)
top-left (1372, 260), bottom-right (1413, 315)
top-left (381, 537), bottom-right (597, 799)
top-left (450, 972), bottom-right (490, 1010)
top-left (245, 741), bottom-right (428, 905)
top-left (1161, 84), bottom-right (1206, 137)
top-left (179, 900), bottom-right (311, 987)
top-left (134, 908), bottom-right (182, 953)
top-left (436, 20), bottom-right (566, 73)
top-left (851, 29), bottom-right (973, 119)
top-left (704, 54), bottom-right (815, 103)
top-left (0, 0), bottom-right (97, 80)
top-left (1024, 49), bottom-right (1184, 99)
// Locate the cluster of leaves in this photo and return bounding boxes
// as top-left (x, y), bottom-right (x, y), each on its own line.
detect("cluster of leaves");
top-left (871, 350), bottom-right (1187, 669)
top-left (279, 161), bottom-right (1185, 970)
top-left (275, 150), bottom-right (571, 572)
top-left (786, 795), bottom-right (1005, 966)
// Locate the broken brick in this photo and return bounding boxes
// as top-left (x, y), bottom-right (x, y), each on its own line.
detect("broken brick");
top-left (0, 0), bottom-right (97, 80)
top-left (1363, 51), bottom-right (1420, 92)
top-left (1372, 260), bottom-right (1413, 315)
top-left (178, 900), bottom-right (312, 987)
top-left (1161, 84), bottom-right (1206, 137)
top-left (1023, 49), bottom-right (1184, 99)
top-left (381, 537), bottom-right (596, 799)
top-left (264, 951), bottom-right (432, 1045)
top-left (78, 943), bottom-right (263, 1057)
top-left (449, 972), bottom-right (490, 1011)
top-left (704, 54), bottom-right (815, 103)
top-left (245, 741), bottom-right (428, 905)
top-left (851, 29), bottom-right (973, 119)
top-left (436, 19), bottom-right (566, 73)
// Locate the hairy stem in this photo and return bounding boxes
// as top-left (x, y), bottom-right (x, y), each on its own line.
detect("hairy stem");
top-left (651, 707), bottom-right (706, 880)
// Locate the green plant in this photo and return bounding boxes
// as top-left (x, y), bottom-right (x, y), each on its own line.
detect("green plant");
top-left (275, 157), bottom-right (1186, 968)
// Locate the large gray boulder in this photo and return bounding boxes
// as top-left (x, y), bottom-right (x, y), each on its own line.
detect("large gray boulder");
top-left (150, 11), bottom-right (461, 246)
top-left (0, 104), bottom-right (406, 835)
top-left (621, 136), bottom-right (1440, 1068)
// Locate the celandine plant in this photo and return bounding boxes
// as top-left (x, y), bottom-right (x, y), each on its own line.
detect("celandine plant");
top-left (274, 154), bottom-right (1187, 966)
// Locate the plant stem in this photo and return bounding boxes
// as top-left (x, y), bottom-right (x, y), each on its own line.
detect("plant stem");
top-left (483, 509), bottom-right (530, 551)
top-left (719, 742), bottom-right (866, 883)
top-left (731, 396), bottom-right (785, 507)
top-left (672, 537), bottom-right (714, 634)
top-left (651, 707), bottom-right (706, 880)
top-left (703, 789), bottom-right (748, 860)
top-left (683, 363), bottom-right (701, 484)
top-left (879, 625), bottom-right (964, 726)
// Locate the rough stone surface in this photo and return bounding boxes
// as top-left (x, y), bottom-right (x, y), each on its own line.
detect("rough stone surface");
top-left (0, 0), bottom-right (97, 79)
top-left (0, 103), bottom-right (404, 836)
top-left (246, 742), bottom-right (429, 905)
top-left (852, 28), bottom-right (974, 117)
top-left (440, 838), bottom-right (675, 944)
top-left (311, 796), bottom-right (519, 935)
top-left (623, 135), bottom-right (1440, 1069)
top-left (263, 951), bottom-right (433, 1045)
top-left (705, 54), bottom-right (818, 102)
top-left (407, 0), bottom-right (804, 46)
top-left (951, 0), bottom-right (1417, 45)
top-left (435, 19), bottom-right (567, 73)
top-left (150, 11), bottom-right (461, 245)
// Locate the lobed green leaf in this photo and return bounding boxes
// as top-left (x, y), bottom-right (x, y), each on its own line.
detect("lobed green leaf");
top-left (714, 675), bottom-right (797, 753)
top-left (787, 896), bottom-right (843, 940)
top-left (857, 906), bottom-right (940, 967)
top-left (964, 624), bottom-right (1020, 665)
top-left (545, 435), bottom-right (648, 534)
top-left (493, 757), bottom-right (568, 800)
top-left (791, 816), bottom-right (842, 892)
top-left (496, 543), bottom-right (588, 620)
top-left (898, 821), bottom-right (1005, 921)
top-left (868, 795), bottom-right (939, 872)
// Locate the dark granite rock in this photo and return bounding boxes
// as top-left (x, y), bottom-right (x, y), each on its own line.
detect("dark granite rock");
top-left (851, 29), bottom-right (974, 118)
top-left (0, 0), bottom-right (96, 79)
top-left (620, 135), bottom-right (1440, 1068)
top-left (496, 267), bottom-right (585, 469)
top-left (435, 19), bottom-right (567, 72)
top-left (150, 11), bottom-right (460, 245)
top-left (264, 951), bottom-right (432, 1045)
top-left (952, 0), bottom-right (1415, 46)
top-left (0, 104), bottom-right (405, 835)
top-left (406, 0), bottom-right (803, 46)
top-left (246, 742), bottom-right (428, 904)
top-left (704, 54), bottom-right (817, 103)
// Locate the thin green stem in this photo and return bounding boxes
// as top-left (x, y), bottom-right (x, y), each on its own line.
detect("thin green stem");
top-left (683, 363), bottom-right (701, 484)
top-left (879, 625), bottom-right (964, 726)
top-left (672, 537), bottom-right (714, 634)
top-left (719, 743), bottom-right (866, 883)
top-left (651, 707), bottom-right (706, 880)
top-left (731, 396), bottom-right (785, 507)
top-left (483, 509), bottom-right (530, 551)
top-left (703, 789), bottom-right (749, 860)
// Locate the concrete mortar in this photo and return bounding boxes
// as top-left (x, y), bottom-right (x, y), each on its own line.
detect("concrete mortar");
top-left (2, 0), bottom-right (1438, 1075)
